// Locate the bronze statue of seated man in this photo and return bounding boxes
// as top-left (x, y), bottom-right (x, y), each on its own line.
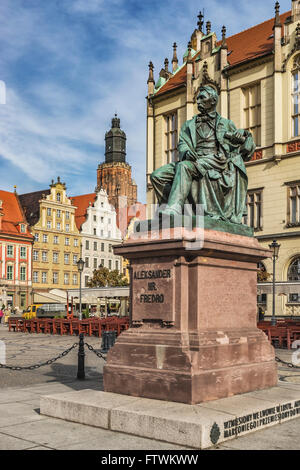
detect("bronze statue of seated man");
top-left (150, 85), bottom-right (256, 225)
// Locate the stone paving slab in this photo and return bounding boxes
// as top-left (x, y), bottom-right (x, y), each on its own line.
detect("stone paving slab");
top-left (0, 432), bottom-right (40, 450)
top-left (0, 402), bottom-right (47, 428)
top-left (40, 386), bottom-right (300, 449)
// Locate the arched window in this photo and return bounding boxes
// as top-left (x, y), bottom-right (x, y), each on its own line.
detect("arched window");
top-left (287, 257), bottom-right (300, 303)
top-left (292, 55), bottom-right (300, 137)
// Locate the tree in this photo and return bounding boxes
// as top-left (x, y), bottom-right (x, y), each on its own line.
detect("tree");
top-left (87, 267), bottom-right (129, 288)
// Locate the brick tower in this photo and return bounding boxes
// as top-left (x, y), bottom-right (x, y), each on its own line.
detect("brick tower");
top-left (97, 115), bottom-right (137, 210)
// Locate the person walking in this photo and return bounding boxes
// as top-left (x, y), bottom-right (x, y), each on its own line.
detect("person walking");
top-left (0, 307), bottom-right (4, 324)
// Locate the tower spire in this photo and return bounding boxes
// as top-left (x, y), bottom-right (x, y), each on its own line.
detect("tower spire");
top-left (197, 11), bottom-right (204, 32)
top-left (172, 42), bottom-right (178, 72)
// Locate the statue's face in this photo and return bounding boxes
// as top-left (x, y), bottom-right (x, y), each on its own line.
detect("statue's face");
top-left (197, 88), bottom-right (217, 114)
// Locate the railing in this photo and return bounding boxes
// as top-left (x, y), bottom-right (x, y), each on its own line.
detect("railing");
top-left (8, 316), bottom-right (129, 337)
top-left (257, 320), bottom-right (300, 350)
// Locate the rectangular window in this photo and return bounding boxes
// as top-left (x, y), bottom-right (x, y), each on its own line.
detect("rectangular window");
top-left (33, 250), bottom-right (39, 261)
top-left (20, 224), bottom-right (26, 233)
top-left (57, 209), bottom-right (61, 218)
top-left (53, 235), bottom-right (59, 244)
top-left (73, 273), bottom-right (78, 285)
top-left (108, 260), bottom-right (112, 270)
top-left (7, 245), bottom-right (13, 257)
top-left (243, 83), bottom-right (261, 146)
top-left (165, 112), bottom-right (178, 163)
top-left (287, 182), bottom-right (300, 226)
top-left (244, 189), bottom-right (263, 230)
top-left (34, 233), bottom-right (39, 242)
top-left (109, 244), bottom-right (112, 253)
top-left (115, 260), bottom-right (119, 271)
top-left (53, 272), bottom-right (58, 284)
top-left (20, 247), bottom-right (26, 259)
top-left (57, 222), bottom-right (61, 230)
top-left (42, 272), bottom-right (47, 284)
top-left (64, 253), bottom-right (70, 265)
top-left (94, 242), bottom-right (97, 251)
top-left (66, 224), bottom-right (70, 233)
top-left (85, 257), bottom-right (89, 268)
top-left (73, 254), bottom-right (78, 265)
top-left (43, 234), bottom-right (48, 243)
top-left (53, 252), bottom-right (59, 263)
top-left (93, 258), bottom-right (98, 269)
top-left (7, 265), bottom-right (13, 280)
top-left (93, 215), bottom-right (97, 222)
top-left (42, 251), bottom-right (48, 262)
top-left (85, 275), bottom-right (89, 287)
top-left (66, 211), bottom-right (70, 220)
top-left (74, 239), bottom-right (78, 247)
top-left (101, 259), bottom-right (105, 267)
top-left (20, 266), bottom-right (26, 281)
top-left (93, 228), bottom-right (97, 235)
top-left (101, 243), bottom-right (105, 252)
top-left (33, 271), bottom-right (39, 283)
top-left (64, 273), bottom-right (69, 285)
top-left (47, 208), bottom-right (51, 216)
top-left (86, 240), bottom-right (89, 250)
top-left (47, 221), bottom-right (51, 229)
top-left (65, 237), bottom-right (70, 246)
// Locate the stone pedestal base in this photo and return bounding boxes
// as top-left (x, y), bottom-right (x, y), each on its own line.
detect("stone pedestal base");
top-left (104, 228), bottom-right (277, 404)
top-left (104, 327), bottom-right (277, 405)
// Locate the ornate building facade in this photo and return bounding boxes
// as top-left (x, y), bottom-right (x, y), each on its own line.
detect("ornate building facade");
top-left (146, 1), bottom-right (300, 318)
top-left (71, 188), bottom-right (123, 288)
top-left (97, 115), bottom-right (137, 210)
top-left (0, 190), bottom-right (34, 310)
top-left (19, 178), bottom-right (80, 297)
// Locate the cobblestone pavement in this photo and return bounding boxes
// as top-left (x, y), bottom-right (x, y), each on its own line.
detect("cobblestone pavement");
top-left (1, 323), bottom-right (300, 450)
top-left (0, 323), bottom-right (105, 388)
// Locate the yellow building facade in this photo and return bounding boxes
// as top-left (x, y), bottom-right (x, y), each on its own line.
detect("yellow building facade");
top-left (146, 2), bottom-right (300, 318)
top-left (20, 178), bottom-right (80, 296)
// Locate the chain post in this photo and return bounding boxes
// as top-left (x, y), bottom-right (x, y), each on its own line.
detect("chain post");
top-left (77, 333), bottom-right (85, 380)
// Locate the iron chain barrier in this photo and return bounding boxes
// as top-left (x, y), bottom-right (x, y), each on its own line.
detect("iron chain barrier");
top-left (0, 343), bottom-right (79, 371)
top-left (0, 334), bottom-right (111, 373)
top-left (275, 356), bottom-right (300, 369)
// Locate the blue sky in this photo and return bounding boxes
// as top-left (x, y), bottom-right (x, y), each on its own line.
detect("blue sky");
top-left (0, 0), bottom-right (292, 202)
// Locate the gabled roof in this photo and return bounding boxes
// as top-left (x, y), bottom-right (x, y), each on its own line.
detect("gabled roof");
top-left (155, 10), bottom-right (291, 97)
top-left (70, 193), bottom-right (97, 230)
top-left (0, 190), bottom-right (33, 239)
top-left (19, 189), bottom-right (50, 227)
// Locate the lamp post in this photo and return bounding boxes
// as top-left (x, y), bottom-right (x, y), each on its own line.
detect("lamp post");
top-left (76, 257), bottom-right (85, 321)
top-left (269, 240), bottom-right (280, 326)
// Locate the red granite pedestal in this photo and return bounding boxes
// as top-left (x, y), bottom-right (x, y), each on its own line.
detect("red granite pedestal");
top-left (103, 228), bottom-right (277, 405)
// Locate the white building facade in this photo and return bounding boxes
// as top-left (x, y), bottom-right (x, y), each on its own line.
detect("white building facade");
top-left (74, 189), bottom-right (123, 288)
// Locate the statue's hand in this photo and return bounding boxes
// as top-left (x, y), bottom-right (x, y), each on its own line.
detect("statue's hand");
top-left (185, 151), bottom-right (196, 162)
top-left (230, 131), bottom-right (246, 146)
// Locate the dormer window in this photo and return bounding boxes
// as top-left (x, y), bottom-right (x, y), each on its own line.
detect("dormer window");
top-left (20, 224), bottom-right (26, 233)
top-left (56, 192), bottom-right (61, 202)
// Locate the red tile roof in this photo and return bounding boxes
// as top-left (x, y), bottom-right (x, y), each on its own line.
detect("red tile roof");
top-left (70, 193), bottom-right (96, 230)
top-left (155, 10), bottom-right (291, 97)
top-left (0, 190), bottom-right (33, 239)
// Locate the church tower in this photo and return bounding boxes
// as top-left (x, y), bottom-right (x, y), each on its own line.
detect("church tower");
top-left (97, 115), bottom-right (137, 210)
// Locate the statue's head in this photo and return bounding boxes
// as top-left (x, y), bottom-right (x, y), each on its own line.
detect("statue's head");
top-left (196, 85), bottom-right (218, 114)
